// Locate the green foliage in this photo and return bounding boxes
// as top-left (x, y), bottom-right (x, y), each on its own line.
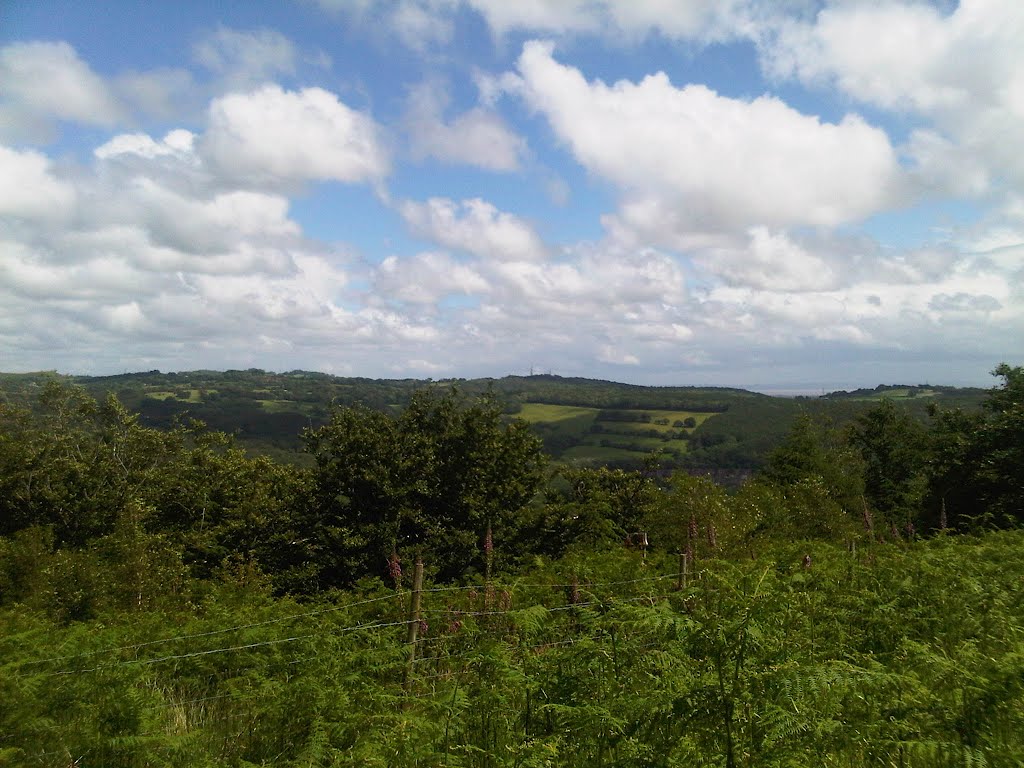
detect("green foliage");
top-left (926, 364), bottom-right (1024, 530)
top-left (3, 366), bottom-right (1024, 766)
top-left (304, 388), bottom-right (547, 585)
top-left (525, 466), bottom-right (659, 557)
top-left (758, 413), bottom-right (864, 539)
top-left (5, 534), bottom-right (1024, 766)
top-left (847, 398), bottom-right (929, 528)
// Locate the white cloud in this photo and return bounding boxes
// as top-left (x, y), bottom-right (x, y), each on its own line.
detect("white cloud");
top-left (193, 26), bottom-right (299, 88)
top-left (512, 41), bottom-right (898, 237)
top-left (391, 2), bottom-right (455, 50)
top-left (404, 81), bottom-right (526, 171)
top-left (463, 0), bottom-right (797, 42)
top-left (701, 227), bottom-right (837, 292)
top-left (0, 41), bottom-right (123, 142)
top-left (200, 85), bottom-right (389, 186)
top-left (112, 181), bottom-right (301, 266)
top-left (763, 0), bottom-right (1024, 193)
top-left (94, 130), bottom-right (196, 161)
top-left (374, 251), bottom-right (489, 304)
top-left (398, 197), bottom-right (547, 261)
top-left (312, 0), bottom-right (456, 50)
top-left (0, 145), bottom-right (76, 220)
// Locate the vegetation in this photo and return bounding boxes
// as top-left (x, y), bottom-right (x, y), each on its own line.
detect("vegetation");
top-left (0, 365), bottom-right (1020, 765)
top-left (0, 369), bottom-right (988, 473)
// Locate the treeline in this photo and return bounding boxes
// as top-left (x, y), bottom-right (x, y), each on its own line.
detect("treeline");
top-left (1, 365), bottom-right (1021, 599)
top-left (0, 369), bottom-right (991, 473)
top-left (492, 374), bottom-right (748, 411)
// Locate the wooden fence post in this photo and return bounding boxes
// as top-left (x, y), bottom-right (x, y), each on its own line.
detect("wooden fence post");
top-left (404, 558), bottom-right (424, 692)
top-left (677, 551), bottom-right (688, 590)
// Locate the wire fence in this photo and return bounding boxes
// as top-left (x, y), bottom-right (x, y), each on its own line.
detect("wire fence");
top-left (3, 562), bottom-right (694, 761)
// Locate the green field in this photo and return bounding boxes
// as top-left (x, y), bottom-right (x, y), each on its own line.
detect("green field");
top-left (830, 388), bottom-right (941, 401)
top-left (516, 403), bottom-right (601, 423)
top-left (517, 403), bottom-right (714, 428)
top-left (145, 388), bottom-right (205, 402)
top-left (257, 398), bottom-right (310, 414)
top-left (516, 402), bottom-right (717, 464)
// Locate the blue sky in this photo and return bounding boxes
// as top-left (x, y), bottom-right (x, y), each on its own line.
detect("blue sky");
top-left (1, 0), bottom-right (1021, 391)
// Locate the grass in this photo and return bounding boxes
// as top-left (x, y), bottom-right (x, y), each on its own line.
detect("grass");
top-left (517, 403), bottom-right (601, 423)
top-left (518, 402), bottom-right (714, 464)
top-left (844, 388), bottom-right (941, 401)
top-left (257, 399), bottom-right (301, 413)
top-left (145, 388), bottom-right (206, 402)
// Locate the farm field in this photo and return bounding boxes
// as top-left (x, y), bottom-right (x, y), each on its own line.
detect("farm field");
top-left (516, 402), bottom-right (720, 465)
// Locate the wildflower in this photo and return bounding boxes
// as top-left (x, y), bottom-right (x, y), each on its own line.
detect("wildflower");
top-left (569, 577), bottom-right (580, 605)
top-left (862, 504), bottom-right (874, 533)
top-left (387, 551), bottom-right (402, 588)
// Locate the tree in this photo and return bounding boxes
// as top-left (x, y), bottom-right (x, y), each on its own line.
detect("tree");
top-left (846, 399), bottom-right (928, 529)
top-left (303, 388), bottom-right (547, 585)
top-left (926, 364), bottom-right (1024, 529)
top-left (529, 465), bottom-right (658, 557)
top-left (758, 413), bottom-right (864, 539)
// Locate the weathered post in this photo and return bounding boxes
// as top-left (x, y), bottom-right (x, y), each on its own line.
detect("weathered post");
top-left (677, 550), bottom-right (689, 590)
top-left (404, 558), bottom-right (424, 692)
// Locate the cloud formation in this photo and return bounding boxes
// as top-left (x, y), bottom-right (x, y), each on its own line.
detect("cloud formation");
top-left (200, 85), bottom-right (389, 185)
top-left (0, 7), bottom-right (1021, 388)
top-left (513, 41), bottom-right (898, 239)
top-left (404, 80), bottom-right (527, 171)
top-left (0, 41), bottom-right (123, 141)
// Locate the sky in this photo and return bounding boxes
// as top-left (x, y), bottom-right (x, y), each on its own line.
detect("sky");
top-left (0, 0), bottom-right (1021, 392)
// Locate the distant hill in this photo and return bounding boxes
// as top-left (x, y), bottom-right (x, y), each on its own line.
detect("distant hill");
top-left (0, 369), bottom-right (989, 473)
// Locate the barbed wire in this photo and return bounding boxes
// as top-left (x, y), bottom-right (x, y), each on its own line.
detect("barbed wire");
top-left (27, 617), bottom-right (414, 678)
top-left (11, 571), bottom-right (680, 675)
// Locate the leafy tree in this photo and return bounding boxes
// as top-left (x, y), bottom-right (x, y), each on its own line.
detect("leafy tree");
top-left (846, 398), bottom-right (928, 529)
top-left (926, 363), bottom-right (1024, 529)
top-left (759, 413), bottom-right (864, 539)
top-left (0, 381), bottom-right (307, 603)
top-left (304, 388), bottom-right (546, 585)
top-left (645, 472), bottom-right (733, 557)
top-left (528, 465), bottom-right (658, 557)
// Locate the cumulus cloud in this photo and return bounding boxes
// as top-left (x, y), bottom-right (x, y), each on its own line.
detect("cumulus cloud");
top-left (390, 1), bottom-right (455, 50)
top-left (700, 228), bottom-right (838, 292)
top-left (511, 41), bottom-right (898, 239)
top-left (398, 197), bottom-right (547, 261)
top-left (0, 145), bottom-right (77, 221)
top-left (313, 0), bottom-right (771, 46)
top-left (2, 9), bottom-right (1021, 384)
top-left (94, 129), bottom-right (196, 161)
top-left (762, 0), bottom-right (1024, 194)
top-left (200, 85), bottom-right (389, 186)
top-left (374, 251), bottom-right (489, 304)
top-left (0, 41), bottom-right (124, 142)
top-left (404, 80), bottom-right (526, 171)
